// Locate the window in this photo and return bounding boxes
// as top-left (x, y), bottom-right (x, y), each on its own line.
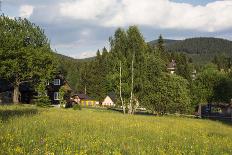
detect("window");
top-left (54, 79), bottom-right (60, 85)
top-left (54, 92), bottom-right (60, 100)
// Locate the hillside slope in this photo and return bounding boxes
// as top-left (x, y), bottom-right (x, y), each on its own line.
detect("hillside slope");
top-left (149, 37), bottom-right (232, 64)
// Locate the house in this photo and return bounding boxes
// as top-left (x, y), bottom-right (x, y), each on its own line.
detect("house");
top-left (0, 74), bottom-right (72, 105)
top-left (46, 74), bottom-right (72, 105)
top-left (167, 60), bottom-right (176, 74)
top-left (102, 94), bottom-right (116, 107)
top-left (71, 94), bottom-right (98, 106)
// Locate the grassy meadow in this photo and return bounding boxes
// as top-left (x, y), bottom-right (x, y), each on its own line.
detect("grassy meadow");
top-left (0, 105), bottom-right (232, 155)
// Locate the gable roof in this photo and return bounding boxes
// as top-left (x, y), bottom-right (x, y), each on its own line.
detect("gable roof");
top-left (72, 94), bottom-right (92, 100)
top-left (108, 92), bottom-right (116, 102)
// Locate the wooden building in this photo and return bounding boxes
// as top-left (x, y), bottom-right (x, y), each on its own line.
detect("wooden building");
top-left (102, 94), bottom-right (116, 107)
top-left (71, 94), bottom-right (98, 106)
top-left (46, 74), bottom-right (72, 104)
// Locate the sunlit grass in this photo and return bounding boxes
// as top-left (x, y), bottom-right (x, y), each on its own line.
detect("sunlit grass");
top-left (0, 105), bottom-right (232, 154)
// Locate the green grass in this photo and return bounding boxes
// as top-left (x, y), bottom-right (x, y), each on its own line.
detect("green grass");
top-left (0, 105), bottom-right (232, 155)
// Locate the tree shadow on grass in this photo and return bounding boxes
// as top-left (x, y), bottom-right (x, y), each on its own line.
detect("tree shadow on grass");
top-left (0, 108), bottom-right (38, 121)
top-left (204, 117), bottom-right (232, 126)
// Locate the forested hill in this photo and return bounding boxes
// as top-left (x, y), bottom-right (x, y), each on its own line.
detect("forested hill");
top-left (54, 53), bottom-right (94, 62)
top-left (148, 39), bottom-right (179, 46)
top-left (149, 37), bottom-right (232, 64)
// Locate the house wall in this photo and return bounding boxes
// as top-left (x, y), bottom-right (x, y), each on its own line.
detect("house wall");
top-left (102, 96), bottom-right (115, 106)
top-left (80, 100), bottom-right (96, 106)
top-left (47, 77), bottom-right (66, 105)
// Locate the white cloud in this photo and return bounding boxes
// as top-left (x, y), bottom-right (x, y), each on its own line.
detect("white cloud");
top-left (59, 0), bottom-right (232, 32)
top-left (19, 5), bottom-right (34, 18)
top-left (79, 50), bottom-right (96, 59)
top-left (70, 50), bottom-right (96, 59)
top-left (59, 0), bottom-right (117, 20)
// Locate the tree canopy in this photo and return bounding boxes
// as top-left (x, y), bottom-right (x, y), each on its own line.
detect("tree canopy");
top-left (0, 15), bottom-right (56, 103)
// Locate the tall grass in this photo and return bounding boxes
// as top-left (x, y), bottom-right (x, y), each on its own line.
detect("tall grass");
top-left (0, 105), bottom-right (232, 154)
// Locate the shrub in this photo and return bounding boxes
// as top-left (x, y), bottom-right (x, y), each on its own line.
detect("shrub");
top-left (35, 96), bottom-right (51, 107)
top-left (73, 104), bottom-right (82, 110)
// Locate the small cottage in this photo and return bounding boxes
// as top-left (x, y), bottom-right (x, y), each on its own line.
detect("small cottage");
top-left (71, 94), bottom-right (98, 106)
top-left (102, 95), bottom-right (116, 107)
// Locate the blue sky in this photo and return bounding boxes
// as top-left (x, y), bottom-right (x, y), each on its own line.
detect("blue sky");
top-left (173, 0), bottom-right (217, 5)
top-left (1, 0), bottom-right (232, 58)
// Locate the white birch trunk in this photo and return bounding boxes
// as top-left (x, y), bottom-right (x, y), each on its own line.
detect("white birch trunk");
top-left (128, 49), bottom-right (135, 114)
top-left (119, 61), bottom-right (126, 114)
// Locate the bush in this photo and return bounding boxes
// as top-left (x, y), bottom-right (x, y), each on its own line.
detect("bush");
top-left (35, 96), bottom-right (51, 107)
top-left (73, 104), bottom-right (82, 110)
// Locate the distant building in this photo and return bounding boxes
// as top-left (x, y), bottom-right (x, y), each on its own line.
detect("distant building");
top-left (102, 94), bottom-right (116, 107)
top-left (71, 94), bottom-right (98, 106)
top-left (167, 60), bottom-right (176, 74)
top-left (192, 69), bottom-right (197, 80)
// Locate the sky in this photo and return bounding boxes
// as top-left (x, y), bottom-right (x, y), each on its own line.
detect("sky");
top-left (1, 0), bottom-right (232, 59)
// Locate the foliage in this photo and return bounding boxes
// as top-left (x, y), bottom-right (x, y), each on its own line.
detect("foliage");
top-left (212, 53), bottom-right (232, 71)
top-left (59, 86), bottom-right (67, 108)
top-left (73, 104), bottom-right (82, 110)
top-left (170, 52), bottom-right (193, 81)
top-left (35, 96), bottom-right (51, 107)
top-left (0, 15), bottom-right (56, 103)
top-left (149, 37), bottom-right (232, 64)
top-left (191, 64), bottom-right (227, 105)
top-left (57, 26), bottom-right (195, 114)
top-left (0, 106), bottom-right (232, 154)
top-left (213, 78), bottom-right (232, 103)
top-left (35, 80), bottom-right (51, 107)
top-left (142, 73), bottom-right (191, 114)
top-left (55, 53), bottom-right (81, 91)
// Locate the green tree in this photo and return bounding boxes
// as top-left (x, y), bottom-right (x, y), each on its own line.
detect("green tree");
top-left (142, 73), bottom-right (191, 114)
top-left (109, 26), bottom-right (148, 114)
top-left (191, 63), bottom-right (226, 105)
top-left (213, 78), bottom-right (232, 103)
top-left (156, 35), bottom-right (168, 62)
top-left (0, 16), bottom-right (56, 103)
